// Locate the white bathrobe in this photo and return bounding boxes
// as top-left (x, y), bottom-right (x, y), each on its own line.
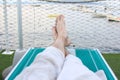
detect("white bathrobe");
top-left (15, 46), bottom-right (106, 80)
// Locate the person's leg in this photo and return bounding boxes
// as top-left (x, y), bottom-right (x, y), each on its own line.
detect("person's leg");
top-left (52, 26), bottom-right (71, 46)
top-left (15, 15), bottom-right (69, 80)
top-left (53, 15), bottom-right (105, 80)
top-left (53, 16), bottom-right (102, 80)
top-left (52, 15), bottom-right (71, 56)
top-left (57, 54), bottom-right (103, 80)
top-left (52, 28), bottom-right (71, 56)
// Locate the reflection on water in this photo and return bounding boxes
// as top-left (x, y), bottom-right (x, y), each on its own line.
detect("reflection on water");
top-left (0, 1), bottom-right (120, 53)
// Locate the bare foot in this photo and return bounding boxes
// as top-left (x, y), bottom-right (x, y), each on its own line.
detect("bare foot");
top-left (52, 26), bottom-right (71, 46)
top-left (52, 26), bottom-right (57, 40)
top-left (56, 15), bottom-right (67, 40)
top-left (53, 15), bottom-right (71, 46)
top-left (52, 15), bottom-right (71, 56)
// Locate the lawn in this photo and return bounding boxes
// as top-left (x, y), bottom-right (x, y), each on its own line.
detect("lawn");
top-left (0, 51), bottom-right (120, 80)
top-left (103, 54), bottom-right (120, 80)
top-left (0, 50), bottom-right (14, 80)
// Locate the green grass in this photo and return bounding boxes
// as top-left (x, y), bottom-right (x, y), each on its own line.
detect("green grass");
top-left (102, 54), bottom-right (120, 80)
top-left (0, 50), bottom-right (14, 80)
top-left (0, 51), bottom-right (120, 80)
